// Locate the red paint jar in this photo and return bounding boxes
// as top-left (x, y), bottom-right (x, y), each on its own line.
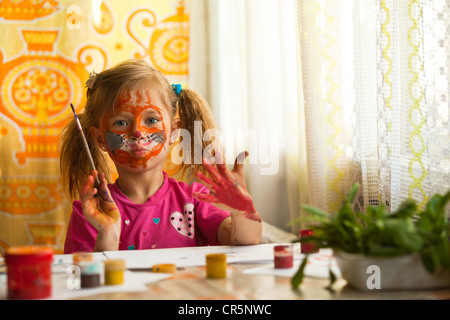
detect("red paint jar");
top-left (5, 246), bottom-right (53, 300)
top-left (274, 245), bottom-right (294, 269)
top-left (300, 229), bottom-right (319, 254)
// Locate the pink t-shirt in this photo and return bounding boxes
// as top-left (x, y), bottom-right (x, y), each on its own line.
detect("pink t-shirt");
top-left (64, 172), bottom-right (230, 253)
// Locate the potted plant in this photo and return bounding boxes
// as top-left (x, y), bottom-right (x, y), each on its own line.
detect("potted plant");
top-left (291, 184), bottom-right (450, 291)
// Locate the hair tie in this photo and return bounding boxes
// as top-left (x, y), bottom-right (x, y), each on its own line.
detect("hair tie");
top-left (172, 84), bottom-right (182, 97)
top-left (86, 71), bottom-right (97, 89)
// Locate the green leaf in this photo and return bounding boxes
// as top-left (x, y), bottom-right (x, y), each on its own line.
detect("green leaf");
top-left (327, 269), bottom-right (337, 290)
top-left (421, 247), bottom-right (440, 274)
top-left (416, 215), bottom-right (433, 233)
top-left (301, 205), bottom-right (330, 219)
top-left (367, 242), bottom-right (406, 257)
top-left (291, 255), bottom-right (308, 289)
top-left (424, 195), bottom-right (441, 220)
top-left (288, 215), bottom-right (329, 227)
top-left (388, 220), bottom-right (423, 252)
top-left (393, 199), bottom-right (418, 220)
top-left (347, 183), bottom-right (359, 203)
top-left (355, 210), bottom-right (369, 226)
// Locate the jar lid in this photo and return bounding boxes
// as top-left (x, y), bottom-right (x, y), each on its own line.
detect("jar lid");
top-left (274, 244), bottom-right (293, 251)
top-left (5, 245), bottom-right (53, 264)
top-left (104, 259), bottom-right (126, 271)
top-left (206, 253), bottom-right (226, 262)
top-left (73, 252), bottom-right (94, 265)
top-left (152, 263), bottom-right (176, 273)
top-left (79, 261), bottom-right (103, 274)
top-left (274, 245), bottom-right (293, 255)
top-left (300, 229), bottom-right (314, 237)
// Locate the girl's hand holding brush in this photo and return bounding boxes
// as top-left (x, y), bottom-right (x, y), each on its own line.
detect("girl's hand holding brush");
top-left (79, 170), bottom-right (121, 251)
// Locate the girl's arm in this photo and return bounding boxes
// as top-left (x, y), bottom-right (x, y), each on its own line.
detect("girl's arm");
top-left (79, 170), bottom-right (121, 251)
top-left (194, 152), bottom-right (262, 245)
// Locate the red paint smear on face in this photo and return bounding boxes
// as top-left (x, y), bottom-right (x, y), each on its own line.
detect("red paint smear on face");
top-left (101, 89), bottom-right (168, 168)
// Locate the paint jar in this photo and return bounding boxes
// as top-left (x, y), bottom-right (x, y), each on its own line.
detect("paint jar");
top-left (5, 245), bottom-right (53, 300)
top-left (104, 259), bottom-right (126, 285)
top-left (274, 245), bottom-right (294, 269)
top-left (79, 261), bottom-right (102, 288)
top-left (152, 264), bottom-right (176, 273)
top-left (206, 254), bottom-right (227, 279)
top-left (300, 229), bottom-right (319, 254)
top-left (72, 252), bottom-right (93, 266)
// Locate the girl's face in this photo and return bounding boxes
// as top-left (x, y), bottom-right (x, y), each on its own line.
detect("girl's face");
top-left (93, 88), bottom-right (172, 170)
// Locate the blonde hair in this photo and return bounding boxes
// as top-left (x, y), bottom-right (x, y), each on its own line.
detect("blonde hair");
top-left (60, 59), bottom-right (218, 200)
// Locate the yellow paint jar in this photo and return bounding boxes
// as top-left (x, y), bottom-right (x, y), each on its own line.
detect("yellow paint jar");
top-left (152, 264), bottom-right (176, 273)
top-left (206, 253), bottom-right (227, 279)
top-left (104, 259), bottom-right (126, 285)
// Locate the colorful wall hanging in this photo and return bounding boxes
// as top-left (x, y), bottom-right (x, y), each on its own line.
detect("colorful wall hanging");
top-left (0, 0), bottom-right (190, 254)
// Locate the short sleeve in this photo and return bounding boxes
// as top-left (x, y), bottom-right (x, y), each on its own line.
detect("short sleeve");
top-left (64, 201), bottom-right (97, 254)
top-left (193, 184), bottom-right (231, 245)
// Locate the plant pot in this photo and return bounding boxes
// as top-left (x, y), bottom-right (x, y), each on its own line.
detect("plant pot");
top-left (334, 250), bottom-right (450, 291)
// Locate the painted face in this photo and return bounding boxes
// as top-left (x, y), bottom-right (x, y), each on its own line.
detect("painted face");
top-left (100, 89), bottom-right (168, 169)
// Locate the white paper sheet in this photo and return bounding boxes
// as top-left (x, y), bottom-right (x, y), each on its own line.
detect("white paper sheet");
top-left (1, 251), bottom-right (171, 300)
top-left (51, 271), bottom-right (171, 300)
top-left (104, 243), bottom-right (301, 269)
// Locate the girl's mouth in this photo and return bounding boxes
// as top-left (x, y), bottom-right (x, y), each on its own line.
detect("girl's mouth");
top-left (127, 142), bottom-right (154, 157)
top-left (129, 144), bottom-right (148, 153)
top-left (132, 149), bottom-right (148, 157)
top-left (128, 140), bottom-right (152, 150)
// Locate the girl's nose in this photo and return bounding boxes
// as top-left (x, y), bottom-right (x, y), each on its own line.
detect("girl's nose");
top-left (133, 130), bottom-right (143, 138)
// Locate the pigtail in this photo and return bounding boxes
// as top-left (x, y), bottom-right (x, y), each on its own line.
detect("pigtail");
top-left (176, 89), bottom-right (223, 178)
top-left (59, 112), bottom-right (111, 200)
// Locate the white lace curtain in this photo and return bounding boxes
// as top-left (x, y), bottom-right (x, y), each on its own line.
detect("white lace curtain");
top-left (190, 0), bottom-right (450, 233)
top-left (190, 0), bottom-right (304, 231)
top-left (299, 0), bottom-right (450, 216)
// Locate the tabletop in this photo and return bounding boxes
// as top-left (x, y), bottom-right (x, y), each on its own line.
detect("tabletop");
top-left (2, 244), bottom-right (450, 302)
top-left (70, 259), bottom-right (450, 301)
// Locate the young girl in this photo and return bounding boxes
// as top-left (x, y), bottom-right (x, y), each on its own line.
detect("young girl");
top-left (60, 59), bottom-right (262, 253)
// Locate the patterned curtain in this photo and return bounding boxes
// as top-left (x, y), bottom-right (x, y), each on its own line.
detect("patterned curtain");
top-left (298, 0), bottom-right (450, 216)
top-left (0, 0), bottom-right (189, 254)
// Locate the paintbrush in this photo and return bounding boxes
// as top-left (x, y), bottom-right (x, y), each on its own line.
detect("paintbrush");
top-left (70, 103), bottom-right (100, 186)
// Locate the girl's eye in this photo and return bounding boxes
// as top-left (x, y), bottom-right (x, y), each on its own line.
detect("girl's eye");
top-left (145, 118), bottom-right (158, 125)
top-left (114, 120), bottom-right (128, 127)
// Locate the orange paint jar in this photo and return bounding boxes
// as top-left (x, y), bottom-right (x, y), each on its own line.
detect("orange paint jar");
top-left (72, 252), bottom-right (93, 266)
top-left (5, 246), bottom-right (53, 300)
top-left (152, 263), bottom-right (176, 273)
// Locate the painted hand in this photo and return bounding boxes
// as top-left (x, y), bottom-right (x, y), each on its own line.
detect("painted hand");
top-left (79, 170), bottom-right (121, 232)
top-left (229, 151), bottom-right (249, 193)
top-left (194, 152), bottom-right (261, 222)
